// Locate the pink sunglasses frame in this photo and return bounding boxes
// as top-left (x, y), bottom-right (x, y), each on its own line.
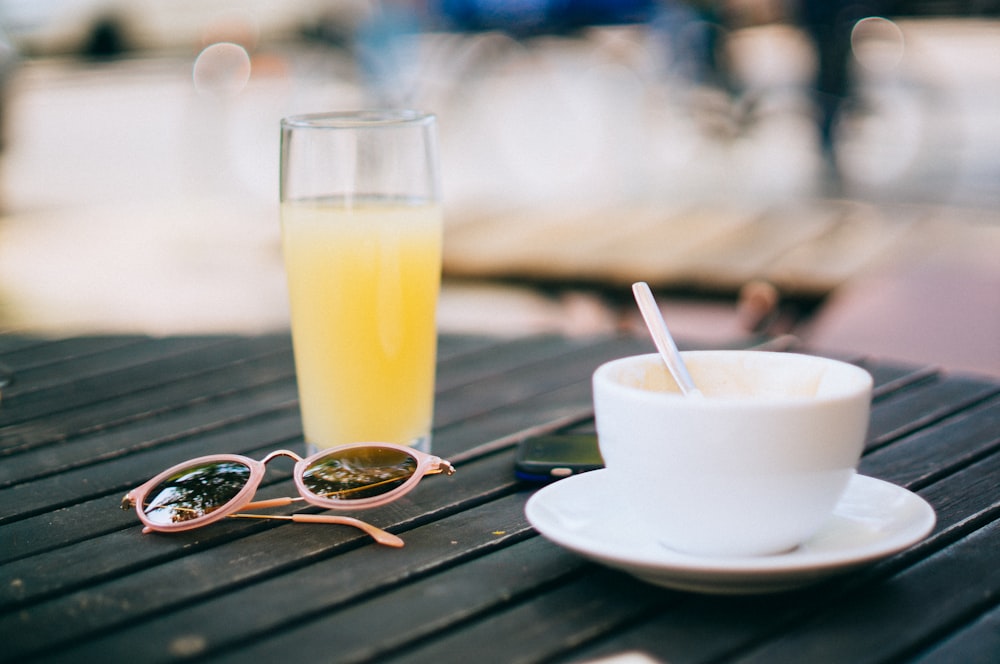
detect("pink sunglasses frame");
top-left (121, 442), bottom-right (455, 548)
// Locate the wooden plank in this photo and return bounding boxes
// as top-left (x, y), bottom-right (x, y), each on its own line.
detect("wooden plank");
top-left (0, 335), bottom-right (281, 429)
top-left (0, 448), bottom-right (520, 616)
top-left (0, 332), bottom-right (719, 473)
top-left (435, 334), bottom-right (601, 393)
top-left (384, 568), bottom-right (669, 664)
top-left (0, 409), bottom-right (304, 523)
top-left (2, 489), bottom-right (532, 662)
top-left (0, 336), bottom-right (230, 403)
top-left (860, 394), bottom-right (1000, 489)
top-left (21, 446), bottom-right (989, 661)
top-left (909, 450), bottom-right (1000, 545)
top-left (379, 506), bottom-right (1000, 664)
top-left (438, 335), bottom-right (851, 461)
top-left (434, 335), bottom-right (649, 433)
top-left (0, 370), bottom-right (298, 488)
top-left (0, 333), bottom-right (55, 356)
top-left (0, 332), bottom-right (506, 476)
top-left (11, 338), bottom-right (972, 564)
top-left (1, 444), bottom-right (320, 569)
top-left (907, 603), bottom-right (1000, 664)
top-left (1, 333), bottom-right (997, 664)
top-left (436, 333), bottom-right (508, 362)
top-left (1, 492), bottom-right (146, 566)
top-left (51, 535), bottom-right (590, 664)
top-left (0, 331), bottom-right (503, 442)
top-left (435, 379), bottom-right (596, 461)
top-left (1, 334), bottom-right (624, 542)
top-left (730, 520), bottom-right (1000, 664)
top-left (862, 362), bottom-right (939, 400)
top-left (546, 452), bottom-right (1000, 664)
top-left (867, 373), bottom-right (1000, 450)
top-left (497, 452), bottom-right (997, 664)
top-left (794, 350), bottom-right (937, 399)
top-left (0, 335), bottom-right (148, 372)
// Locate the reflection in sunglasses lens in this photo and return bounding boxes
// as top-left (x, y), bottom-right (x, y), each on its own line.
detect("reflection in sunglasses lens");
top-left (142, 461), bottom-right (251, 526)
top-left (303, 447), bottom-right (417, 501)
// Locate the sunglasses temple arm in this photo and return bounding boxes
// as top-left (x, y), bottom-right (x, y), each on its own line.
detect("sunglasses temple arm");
top-left (227, 512), bottom-right (404, 548)
top-left (291, 514), bottom-right (405, 548)
top-left (230, 496), bottom-right (403, 547)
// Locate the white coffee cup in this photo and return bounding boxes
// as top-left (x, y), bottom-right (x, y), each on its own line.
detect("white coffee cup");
top-left (592, 351), bottom-right (873, 557)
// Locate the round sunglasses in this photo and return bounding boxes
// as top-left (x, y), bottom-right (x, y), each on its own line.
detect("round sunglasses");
top-left (121, 443), bottom-right (455, 548)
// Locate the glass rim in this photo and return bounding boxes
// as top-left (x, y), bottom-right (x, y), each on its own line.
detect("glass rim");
top-left (281, 110), bottom-right (435, 130)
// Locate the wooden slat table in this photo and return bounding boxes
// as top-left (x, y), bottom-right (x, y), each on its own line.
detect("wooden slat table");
top-left (1, 332), bottom-right (998, 663)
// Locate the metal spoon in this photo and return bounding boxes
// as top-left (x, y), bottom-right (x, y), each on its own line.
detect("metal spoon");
top-left (632, 281), bottom-right (703, 397)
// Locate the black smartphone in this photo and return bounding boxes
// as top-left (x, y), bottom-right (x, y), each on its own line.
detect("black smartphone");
top-left (514, 433), bottom-right (604, 483)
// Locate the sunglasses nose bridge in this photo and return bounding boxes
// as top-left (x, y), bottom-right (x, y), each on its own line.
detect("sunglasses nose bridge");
top-left (261, 449), bottom-right (304, 465)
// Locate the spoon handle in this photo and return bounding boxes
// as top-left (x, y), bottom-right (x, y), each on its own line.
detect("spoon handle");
top-left (632, 282), bottom-right (702, 397)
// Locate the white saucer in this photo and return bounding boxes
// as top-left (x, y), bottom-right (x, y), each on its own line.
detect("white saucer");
top-left (525, 469), bottom-right (935, 595)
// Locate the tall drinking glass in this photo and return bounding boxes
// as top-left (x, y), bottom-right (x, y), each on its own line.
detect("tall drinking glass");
top-left (280, 111), bottom-right (442, 453)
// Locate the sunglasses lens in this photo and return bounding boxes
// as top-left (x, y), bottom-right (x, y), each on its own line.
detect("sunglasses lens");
top-left (142, 460), bottom-right (251, 526)
top-left (302, 447), bottom-right (417, 502)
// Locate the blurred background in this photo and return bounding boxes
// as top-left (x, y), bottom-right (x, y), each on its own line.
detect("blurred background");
top-left (0, 0), bottom-right (997, 374)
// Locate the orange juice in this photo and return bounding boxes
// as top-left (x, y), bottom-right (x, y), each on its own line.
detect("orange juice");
top-left (281, 199), bottom-right (442, 451)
